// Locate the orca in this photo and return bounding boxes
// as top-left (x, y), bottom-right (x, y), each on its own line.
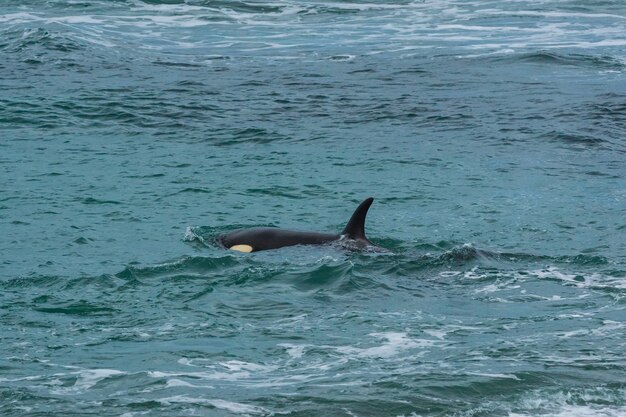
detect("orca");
top-left (219, 197), bottom-right (376, 252)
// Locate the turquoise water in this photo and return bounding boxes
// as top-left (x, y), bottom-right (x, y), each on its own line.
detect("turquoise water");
top-left (1, 1), bottom-right (625, 416)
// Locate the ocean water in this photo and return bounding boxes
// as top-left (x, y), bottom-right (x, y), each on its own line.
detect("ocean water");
top-left (1, 0), bottom-right (625, 416)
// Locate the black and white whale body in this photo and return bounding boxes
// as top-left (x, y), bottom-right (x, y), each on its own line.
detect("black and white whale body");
top-left (219, 197), bottom-right (376, 252)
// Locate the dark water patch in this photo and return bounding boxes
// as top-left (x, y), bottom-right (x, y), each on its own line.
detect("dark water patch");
top-left (392, 67), bottom-right (429, 75)
top-left (238, 80), bottom-right (269, 87)
top-left (163, 163), bottom-right (192, 168)
top-left (176, 80), bottom-right (206, 88)
top-left (246, 186), bottom-right (301, 199)
top-left (495, 51), bottom-right (625, 71)
top-left (79, 197), bottom-right (123, 205)
top-left (34, 300), bottom-right (118, 316)
top-left (126, 173), bottom-right (166, 179)
top-left (348, 68), bottom-right (375, 75)
top-left (211, 128), bottom-right (288, 146)
top-left (424, 113), bottom-right (474, 123)
top-left (204, 55), bottom-right (231, 61)
top-left (153, 60), bottom-right (204, 68)
top-left (73, 237), bottom-right (92, 245)
top-left (328, 55), bottom-right (354, 62)
top-left (10, 220), bottom-right (30, 225)
top-left (584, 170), bottom-right (619, 178)
top-left (172, 187), bottom-right (211, 195)
top-left (541, 131), bottom-right (607, 148)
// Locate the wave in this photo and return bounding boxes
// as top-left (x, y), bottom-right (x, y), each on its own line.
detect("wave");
top-left (33, 300), bottom-right (118, 316)
top-left (1, 245), bottom-right (623, 417)
top-left (1, 27), bottom-right (85, 53)
top-left (541, 131), bottom-right (607, 148)
top-left (3, 1), bottom-right (626, 57)
top-left (500, 386), bottom-right (626, 417)
top-left (499, 51), bottom-right (626, 71)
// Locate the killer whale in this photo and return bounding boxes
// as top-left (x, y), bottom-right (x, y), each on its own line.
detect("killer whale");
top-left (219, 197), bottom-right (376, 252)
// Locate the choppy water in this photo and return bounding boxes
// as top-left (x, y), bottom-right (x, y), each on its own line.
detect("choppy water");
top-left (1, 1), bottom-right (625, 416)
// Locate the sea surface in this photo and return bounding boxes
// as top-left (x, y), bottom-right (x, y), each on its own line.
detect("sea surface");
top-left (1, 1), bottom-right (625, 416)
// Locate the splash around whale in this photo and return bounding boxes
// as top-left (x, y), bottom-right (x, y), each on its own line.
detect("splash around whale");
top-left (219, 197), bottom-right (379, 253)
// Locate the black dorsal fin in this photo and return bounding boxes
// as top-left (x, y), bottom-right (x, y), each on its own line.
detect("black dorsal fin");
top-left (342, 197), bottom-right (374, 241)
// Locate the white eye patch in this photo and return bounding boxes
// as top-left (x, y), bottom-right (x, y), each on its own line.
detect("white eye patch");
top-left (229, 244), bottom-right (253, 253)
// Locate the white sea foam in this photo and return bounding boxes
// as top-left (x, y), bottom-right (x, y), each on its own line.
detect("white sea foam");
top-left (2, 2), bottom-right (625, 55)
top-left (120, 412), bottom-right (150, 417)
top-left (182, 226), bottom-right (201, 242)
top-left (129, 1), bottom-right (209, 14)
top-left (218, 360), bottom-right (274, 373)
top-left (422, 329), bottom-right (447, 340)
top-left (468, 372), bottom-right (521, 380)
top-left (464, 266), bottom-right (625, 298)
top-left (0, 375), bottom-right (46, 383)
top-left (159, 396), bottom-right (269, 415)
top-left (279, 343), bottom-right (308, 359)
top-left (177, 358), bottom-right (198, 367)
top-left (438, 270), bottom-right (461, 278)
top-left (149, 360), bottom-right (274, 383)
top-left (509, 406), bottom-right (626, 417)
top-left (462, 386), bottom-right (626, 416)
top-left (510, 396), bottom-right (626, 417)
top-left (149, 369), bottom-right (253, 381)
top-left (165, 378), bottom-right (214, 389)
top-left (50, 369), bottom-right (125, 394)
top-left (421, 324), bottom-right (482, 341)
top-left (336, 332), bottom-right (434, 359)
top-left (557, 320), bottom-right (626, 339)
top-left (532, 266), bottom-right (625, 289)
top-left (474, 281), bottom-right (512, 294)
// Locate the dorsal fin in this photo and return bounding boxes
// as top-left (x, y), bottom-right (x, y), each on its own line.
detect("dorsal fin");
top-left (342, 197), bottom-right (374, 241)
